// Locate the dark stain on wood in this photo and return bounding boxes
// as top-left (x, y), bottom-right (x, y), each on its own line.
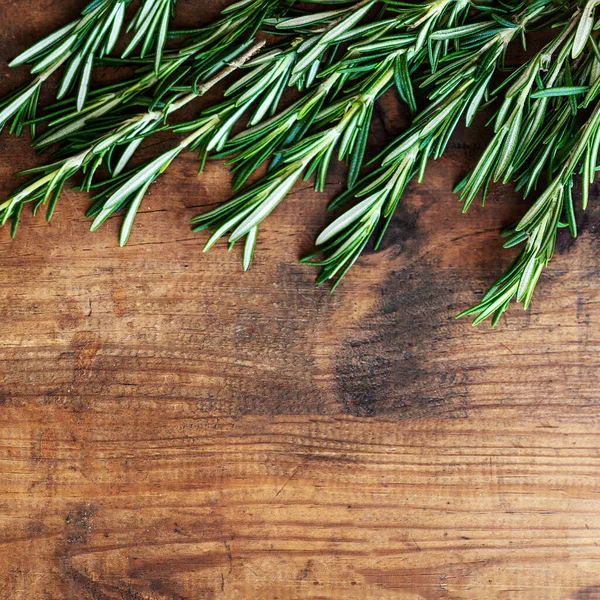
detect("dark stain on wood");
top-left (574, 586), bottom-right (600, 600)
top-left (336, 199), bottom-right (469, 418)
top-left (64, 503), bottom-right (96, 547)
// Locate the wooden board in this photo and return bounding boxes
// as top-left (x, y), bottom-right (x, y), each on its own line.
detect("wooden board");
top-left (1, 2), bottom-right (600, 598)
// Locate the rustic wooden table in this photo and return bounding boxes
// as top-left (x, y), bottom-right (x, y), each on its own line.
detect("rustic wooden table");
top-left (1, 2), bottom-right (600, 599)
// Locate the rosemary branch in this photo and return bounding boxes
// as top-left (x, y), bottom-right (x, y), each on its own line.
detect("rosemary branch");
top-left (0, 40), bottom-right (267, 236)
top-left (83, 0), bottom-right (378, 246)
top-left (0, 0), bottom-right (140, 131)
top-left (305, 0), bottom-right (565, 290)
top-left (191, 0), bottom-right (478, 268)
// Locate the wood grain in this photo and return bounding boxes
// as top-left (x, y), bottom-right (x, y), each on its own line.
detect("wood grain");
top-left (1, 2), bottom-right (600, 598)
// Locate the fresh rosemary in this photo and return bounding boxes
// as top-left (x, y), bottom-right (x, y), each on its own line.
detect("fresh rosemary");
top-left (0, 0), bottom-right (598, 324)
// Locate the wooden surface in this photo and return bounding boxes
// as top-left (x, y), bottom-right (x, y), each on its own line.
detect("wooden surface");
top-left (2, 2), bottom-right (600, 599)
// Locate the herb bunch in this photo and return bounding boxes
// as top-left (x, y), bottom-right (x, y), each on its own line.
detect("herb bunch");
top-left (0, 0), bottom-right (598, 325)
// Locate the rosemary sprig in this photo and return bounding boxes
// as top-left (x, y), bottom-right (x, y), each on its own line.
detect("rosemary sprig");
top-left (192, 54), bottom-right (397, 269)
top-left (29, 0), bottom-right (279, 151)
top-left (82, 0), bottom-right (378, 244)
top-left (220, 0), bottom-right (476, 192)
top-left (456, 4), bottom-right (600, 324)
top-left (305, 0), bottom-right (561, 289)
top-left (0, 0), bottom-right (135, 131)
top-left (219, 26), bottom-right (415, 192)
top-left (191, 0), bottom-right (480, 268)
top-left (0, 0), bottom-right (281, 236)
top-left (455, 8), bottom-right (587, 211)
top-left (460, 101), bottom-right (600, 325)
top-left (0, 39), bottom-right (274, 238)
top-left (86, 38), bottom-right (303, 245)
top-left (0, 0), bottom-right (598, 327)
top-left (461, 72), bottom-right (600, 322)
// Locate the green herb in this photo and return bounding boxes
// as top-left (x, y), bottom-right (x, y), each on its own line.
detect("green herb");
top-left (86, 0), bottom-right (379, 244)
top-left (0, 0), bottom-right (280, 234)
top-left (0, 0), bottom-right (171, 131)
top-left (305, 1), bottom-right (558, 289)
top-left (0, 0), bottom-right (597, 325)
